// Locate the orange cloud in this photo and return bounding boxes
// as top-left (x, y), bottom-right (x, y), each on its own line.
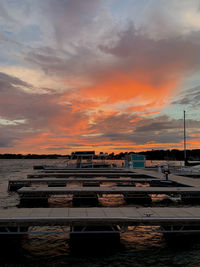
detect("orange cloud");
top-left (189, 133), bottom-right (200, 137)
top-left (81, 72), bottom-right (177, 106)
top-left (187, 139), bottom-right (200, 149)
top-left (2, 16), bottom-right (200, 154)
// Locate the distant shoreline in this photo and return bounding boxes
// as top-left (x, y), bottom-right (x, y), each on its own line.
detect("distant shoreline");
top-left (0, 149), bottom-right (200, 160)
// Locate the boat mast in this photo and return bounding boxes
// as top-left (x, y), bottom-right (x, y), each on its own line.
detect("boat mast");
top-left (184, 110), bottom-right (187, 164)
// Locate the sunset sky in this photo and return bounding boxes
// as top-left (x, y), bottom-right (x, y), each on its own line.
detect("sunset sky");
top-left (1, 0), bottom-right (200, 154)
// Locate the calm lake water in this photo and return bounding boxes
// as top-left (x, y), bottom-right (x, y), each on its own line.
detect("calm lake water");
top-left (0, 159), bottom-right (200, 267)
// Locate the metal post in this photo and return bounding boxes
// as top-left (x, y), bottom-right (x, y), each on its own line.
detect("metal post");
top-left (184, 110), bottom-right (187, 165)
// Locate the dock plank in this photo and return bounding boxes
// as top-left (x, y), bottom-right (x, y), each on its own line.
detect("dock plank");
top-left (68, 208), bottom-right (87, 217)
top-left (118, 207), bottom-right (141, 217)
top-left (102, 208), bottom-right (125, 217)
top-left (150, 208), bottom-right (189, 218)
top-left (182, 208), bottom-right (200, 217)
top-left (86, 208), bottom-right (107, 217)
top-left (29, 208), bottom-right (51, 217)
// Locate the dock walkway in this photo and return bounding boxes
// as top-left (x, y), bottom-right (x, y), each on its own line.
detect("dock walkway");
top-left (9, 177), bottom-right (157, 184)
top-left (13, 168), bottom-right (200, 206)
top-left (18, 186), bottom-right (199, 195)
top-left (1, 207), bottom-right (200, 234)
top-left (41, 168), bottom-right (128, 173)
top-left (133, 168), bottom-right (200, 188)
top-left (27, 172), bottom-right (154, 178)
top-left (5, 167), bottom-right (200, 239)
top-left (8, 177), bottom-right (156, 191)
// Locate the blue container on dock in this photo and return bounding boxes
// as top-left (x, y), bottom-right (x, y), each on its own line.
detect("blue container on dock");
top-left (131, 154), bottom-right (145, 168)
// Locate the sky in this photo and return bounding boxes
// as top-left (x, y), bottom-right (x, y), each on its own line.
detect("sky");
top-left (0, 0), bottom-right (200, 154)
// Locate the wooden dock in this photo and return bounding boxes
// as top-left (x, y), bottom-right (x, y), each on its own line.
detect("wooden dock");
top-left (133, 168), bottom-right (200, 188)
top-left (5, 166), bottom-right (200, 240)
top-left (8, 177), bottom-right (158, 191)
top-left (18, 186), bottom-right (199, 195)
top-left (9, 177), bottom-right (158, 184)
top-left (41, 168), bottom-right (129, 173)
top-left (27, 172), bottom-right (154, 178)
top-left (1, 207), bottom-right (200, 234)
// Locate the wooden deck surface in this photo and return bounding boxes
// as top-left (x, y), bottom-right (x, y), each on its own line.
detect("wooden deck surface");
top-left (1, 207), bottom-right (200, 226)
top-left (133, 168), bottom-right (200, 188)
top-left (18, 186), bottom-right (200, 195)
top-left (27, 172), bottom-right (154, 178)
top-left (9, 178), bottom-right (157, 183)
top-left (41, 168), bottom-right (130, 173)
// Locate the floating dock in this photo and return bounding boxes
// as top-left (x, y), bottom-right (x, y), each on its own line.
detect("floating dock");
top-left (1, 207), bottom-right (200, 234)
top-left (27, 172), bottom-right (154, 178)
top-left (17, 185), bottom-right (200, 207)
top-left (41, 168), bottom-right (130, 173)
top-left (5, 165), bottom-right (200, 244)
top-left (18, 186), bottom-right (198, 195)
top-left (8, 177), bottom-right (158, 191)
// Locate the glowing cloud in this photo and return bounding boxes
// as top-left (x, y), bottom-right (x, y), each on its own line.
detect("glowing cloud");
top-left (0, 0), bottom-right (200, 153)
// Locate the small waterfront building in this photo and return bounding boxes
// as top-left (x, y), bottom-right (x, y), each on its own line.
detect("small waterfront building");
top-left (71, 151), bottom-right (95, 168)
top-left (125, 153), bottom-right (146, 168)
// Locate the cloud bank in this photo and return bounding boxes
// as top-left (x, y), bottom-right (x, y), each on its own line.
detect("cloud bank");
top-left (0, 0), bottom-right (200, 153)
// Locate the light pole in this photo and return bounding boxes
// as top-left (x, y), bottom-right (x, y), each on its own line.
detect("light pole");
top-left (184, 110), bottom-right (187, 165)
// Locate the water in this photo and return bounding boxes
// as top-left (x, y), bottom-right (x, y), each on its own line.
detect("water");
top-left (0, 159), bottom-right (200, 266)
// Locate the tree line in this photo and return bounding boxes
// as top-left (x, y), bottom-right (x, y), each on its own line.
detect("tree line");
top-left (0, 149), bottom-right (200, 160)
